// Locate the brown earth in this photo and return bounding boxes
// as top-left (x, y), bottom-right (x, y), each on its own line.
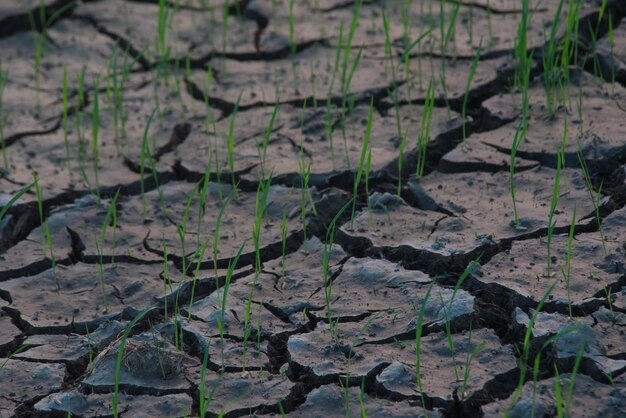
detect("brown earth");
top-left (1, 0), bottom-right (626, 417)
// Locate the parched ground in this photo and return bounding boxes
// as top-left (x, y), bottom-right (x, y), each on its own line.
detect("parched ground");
top-left (1, 0), bottom-right (626, 417)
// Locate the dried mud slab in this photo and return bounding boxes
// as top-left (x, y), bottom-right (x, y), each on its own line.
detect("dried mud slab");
top-left (0, 360), bottom-right (65, 417)
top-left (482, 373), bottom-right (626, 418)
top-left (288, 322), bottom-right (516, 403)
top-left (192, 370), bottom-right (295, 416)
top-left (84, 331), bottom-right (193, 393)
top-left (35, 391), bottom-right (193, 418)
top-left (283, 384), bottom-right (440, 418)
top-left (481, 71), bottom-right (626, 165)
top-left (1, 262), bottom-right (178, 330)
top-left (169, 99), bottom-right (461, 181)
top-left (75, 0), bottom-right (252, 59)
top-left (478, 204), bottom-right (626, 309)
top-left (438, 137), bottom-right (539, 173)
top-left (342, 166), bottom-right (598, 268)
top-left (14, 320), bottom-right (126, 363)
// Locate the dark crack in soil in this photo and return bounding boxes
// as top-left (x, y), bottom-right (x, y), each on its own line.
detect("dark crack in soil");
top-left (1, 0), bottom-right (626, 417)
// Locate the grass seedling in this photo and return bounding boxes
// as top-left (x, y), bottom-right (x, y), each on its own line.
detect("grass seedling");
top-left (33, 172), bottom-right (57, 287)
top-left (507, 281), bottom-right (558, 415)
top-left (259, 100), bottom-right (280, 178)
top-left (443, 257), bottom-right (481, 382)
top-left (0, 181), bottom-right (35, 221)
top-left (546, 122), bottom-right (567, 277)
top-left (323, 198), bottom-right (353, 340)
top-left (324, 22), bottom-right (343, 166)
top-left (75, 66), bottom-right (89, 187)
top-left (514, 0), bottom-right (530, 93)
top-left (112, 307), bottom-right (153, 418)
top-left (462, 40), bottom-right (482, 140)
top-left (95, 188), bottom-right (121, 300)
top-left (252, 175), bottom-right (272, 282)
top-left (227, 93), bottom-right (242, 192)
top-left (156, 0), bottom-right (176, 86)
top-left (198, 343), bottom-right (217, 417)
top-left (213, 193), bottom-right (234, 276)
top-left (280, 211), bottom-right (288, 277)
top-left (61, 65), bottom-right (72, 175)
top-left (349, 99), bottom-right (373, 229)
top-left (28, 0), bottom-right (76, 108)
top-left (416, 77), bottom-right (435, 178)
top-left (139, 109), bottom-right (157, 217)
top-left (288, 0), bottom-right (298, 89)
top-left (561, 207), bottom-right (576, 318)
top-left (414, 282), bottom-right (435, 410)
top-left (460, 325), bottom-right (485, 400)
top-left (203, 65), bottom-right (217, 135)
top-left (217, 242), bottom-right (246, 369)
top-left (542, 0), bottom-right (565, 117)
top-left (177, 185), bottom-right (198, 276)
top-left (0, 60), bottom-right (8, 169)
top-left (509, 121), bottom-right (526, 227)
top-left (91, 76), bottom-right (101, 200)
top-left (577, 143), bottom-right (607, 255)
top-left (608, 11), bottom-right (615, 95)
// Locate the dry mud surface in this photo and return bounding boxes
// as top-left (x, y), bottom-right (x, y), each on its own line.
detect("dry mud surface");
top-left (1, 0), bottom-right (626, 417)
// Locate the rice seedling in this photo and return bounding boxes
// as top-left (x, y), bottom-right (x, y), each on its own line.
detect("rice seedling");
top-left (414, 282), bottom-right (435, 410)
top-left (227, 93), bottom-right (242, 192)
top-left (259, 100), bottom-right (280, 179)
top-left (507, 280), bottom-right (558, 414)
top-left (443, 257), bottom-right (481, 382)
top-left (603, 13), bottom-right (615, 93)
top-left (415, 77), bottom-right (435, 178)
top-left (576, 144), bottom-right (606, 254)
top-left (462, 40), bottom-right (482, 141)
top-left (349, 98), bottom-right (373, 229)
top-left (0, 60), bottom-right (7, 170)
top-left (0, 181), bottom-right (35, 221)
top-left (280, 211), bottom-right (288, 277)
top-left (323, 198), bottom-right (353, 341)
top-left (76, 66), bottom-right (89, 188)
top-left (514, 0), bottom-right (530, 94)
top-left (139, 109), bottom-right (157, 216)
top-left (542, 0), bottom-right (565, 117)
top-left (61, 65), bottom-right (72, 175)
top-left (212, 192), bottom-right (234, 276)
top-left (545, 121), bottom-right (567, 277)
top-left (198, 343), bottom-right (217, 417)
top-left (324, 22), bottom-right (344, 166)
top-left (177, 184), bottom-right (198, 276)
top-left (509, 121), bottom-right (526, 228)
top-left (216, 242), bottom-right (246, 369)
top-left (95, 188), bottom-right (121, 300)
top-left (112, 307), bottom-right (153, 418)
top-left (460, 325), bottom-right (485, 400)
top-left (252, 175), bottom-right (272, 282)
top-left (561, 206), bottom-right (576, 318)
top-left (203, 65), bottom-right (217, 135)
top-left (33, 172), bottom-right (56, 287)
top-left (91, 76), bottom-right (101, 200)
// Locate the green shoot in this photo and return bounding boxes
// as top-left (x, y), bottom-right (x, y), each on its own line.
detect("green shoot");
top-left (140, 109), bottom-right (157, 216)
top-left (33, 172), bottom-right (56, 286)
top-left (416, 78), bottom-right (435, 178)
top-left (227, 93), bottom-right (242, 191)
top-left (350, 99), bottom-right (373, 229)
top-left (0, 181), bottom-right (35, 221)
top-left (91, 76), bottom-right (101, 200)
top-left (112, 307), bottom-right (153, 417)
top-left (462, 40), bottom-right (482, 140)
top-left (509, 121), bottom-right (526, 227)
